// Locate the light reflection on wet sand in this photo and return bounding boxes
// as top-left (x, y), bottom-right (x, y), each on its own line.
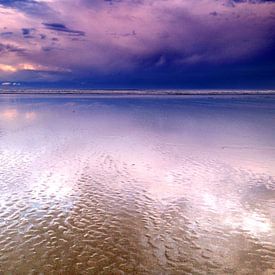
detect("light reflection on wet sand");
top-left (0, 95), bottom-right (274, 274)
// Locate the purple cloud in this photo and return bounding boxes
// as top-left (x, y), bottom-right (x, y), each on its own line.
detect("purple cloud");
top-left (0, 0), bottom-right (274, 86)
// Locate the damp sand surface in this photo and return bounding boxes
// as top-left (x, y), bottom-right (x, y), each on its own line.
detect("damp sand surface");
top-left (0, 94), bottom-right (275, 274)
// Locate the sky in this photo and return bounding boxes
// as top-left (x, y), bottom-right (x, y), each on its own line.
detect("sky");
top-left (0, 0), bottom-right (275, 89)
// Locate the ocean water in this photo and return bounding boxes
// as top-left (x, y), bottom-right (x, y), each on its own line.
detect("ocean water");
top-left (0, 94), bottom-right (274, 274)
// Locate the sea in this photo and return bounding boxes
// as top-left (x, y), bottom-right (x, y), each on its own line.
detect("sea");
top-left (0, 92), bottom-right (274, 274)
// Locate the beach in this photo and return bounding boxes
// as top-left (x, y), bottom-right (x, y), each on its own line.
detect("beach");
top-left (0, 94), bottom-right (274, 274)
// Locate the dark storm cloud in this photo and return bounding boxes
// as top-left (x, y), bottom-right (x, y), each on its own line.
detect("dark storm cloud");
top-left (226, 0), bottom-right (275, 6)
top-left (42, 23), bottom-right (86, 36)
top-left (0, 0), bottom-right (274, 88)
top-left (22, 28), bottom-right (31, 35)
top-left (0, 42), bottom-right (26, 54)
top-left (0, 31), bottom-right (13, 37)
top-left (42, 46), bottom-right (53, 52)
top-left (0, 0), bottom-right (54, 16)
top-left (21, 27), bottom-right (35, 38)
top-left (232, 0), bottom-right (275, 2)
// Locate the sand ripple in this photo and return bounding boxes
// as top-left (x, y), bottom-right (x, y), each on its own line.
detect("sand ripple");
top-left (0, 95), bottom-right (274, 274)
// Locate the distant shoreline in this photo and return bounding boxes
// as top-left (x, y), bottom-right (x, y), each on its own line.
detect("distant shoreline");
top-left (1, 90), bottom-right (275, 96)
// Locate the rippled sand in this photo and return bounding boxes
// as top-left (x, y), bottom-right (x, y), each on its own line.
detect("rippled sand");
top-left (0, 95), bottom-right (274, 274)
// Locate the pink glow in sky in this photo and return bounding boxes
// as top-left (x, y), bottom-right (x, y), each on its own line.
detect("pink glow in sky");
top-left (0, 0), bottom-right (274, 88)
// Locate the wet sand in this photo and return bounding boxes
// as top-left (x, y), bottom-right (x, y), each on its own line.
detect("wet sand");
top-left (0, 95), bottom-right (274, 274)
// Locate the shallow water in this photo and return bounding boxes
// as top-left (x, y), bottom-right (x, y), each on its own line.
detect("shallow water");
top-left (0, 94), bottom-right (274, 274)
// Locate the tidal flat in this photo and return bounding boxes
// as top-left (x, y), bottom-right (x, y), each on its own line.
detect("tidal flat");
top-left (0, 94), bottom-right (274, 274)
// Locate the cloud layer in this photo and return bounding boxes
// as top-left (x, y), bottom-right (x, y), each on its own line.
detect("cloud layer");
top-left (0, 0), bottom-right (275, 88)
